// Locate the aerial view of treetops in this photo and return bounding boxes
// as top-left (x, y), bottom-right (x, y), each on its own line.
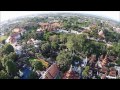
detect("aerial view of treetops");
top-left (0, 12), bottom-right (120, 79)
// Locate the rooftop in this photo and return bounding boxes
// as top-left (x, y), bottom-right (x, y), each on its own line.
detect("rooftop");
top-left (41, 63), bottom-right (60, 79)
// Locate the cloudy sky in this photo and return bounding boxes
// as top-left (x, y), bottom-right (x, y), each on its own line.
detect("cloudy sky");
top-left (0, 11), bottom-right (120, 22)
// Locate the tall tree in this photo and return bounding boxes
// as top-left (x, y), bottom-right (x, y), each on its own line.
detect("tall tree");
top-left (28, 71), bottom-right (38, 79)
top-left (82, 66), bottom-right (90, 78)
top-left (0, 44), bottom-right (14, 55)
top-left (51, 42), bottom-right (59, 51)
top-left (49, 35), bottom-right (59, 43)
top-left (33, 61), bottom-right (44, 71)
top-left (41, 42), bottom-right (51, 54)
top-left (56, 51), bottom-right (72, 72)
top-left (5, 60), bottom-right (18, 76)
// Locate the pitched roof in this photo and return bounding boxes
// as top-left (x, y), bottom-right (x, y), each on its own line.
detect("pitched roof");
top-left (109, 71), bottom-right (117, 77)
top-left (101, 55), bottom-right (108, 66)
top-left (98, 30), bottom-right (105, 38)
top-left (42, 63), bottom-right (59, 79)
top-left (62, 71), bottom-right (79, 79)
top-left (62, 65), bottom-right (79, 79)
top-left (39, 22), bottom-right (49, 26)
top-left (51, 22), bottom-right (61, 27)
top-left (101, 67), bottom-right (108, 74)
top-left (108, 67), bottom-right (117, 77)
top-left (99, 55), bottom-right (104, 61)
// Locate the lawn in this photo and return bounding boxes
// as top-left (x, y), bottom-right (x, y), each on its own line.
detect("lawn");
top-left (29, 58), bottom-right (49, 68)
top-left (0, 36), bottom-right (8, 42)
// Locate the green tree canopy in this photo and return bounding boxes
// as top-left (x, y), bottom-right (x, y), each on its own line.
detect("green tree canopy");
top-left (0, 70), bottom-right (9, 79)
top-left (41, 42), bottom-right (51, 54)
top-left (82, 66), bottom-right (90, 78)
top-left (51, 42), bottom-right (59, 50)
top-left (49, 35), bottom-right (59, 43)
top-left (5, 60), bottom-right (18, 76)
top-left (33, 61), bottom-right (44, 71)
top-left (56, 51), bottom-right (72, 72)
top-left (0, 44), bottom-right (14, 55)
top-left (28, 71), bottom-right (38, 79)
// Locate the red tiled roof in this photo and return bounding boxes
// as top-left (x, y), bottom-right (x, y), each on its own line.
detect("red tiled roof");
top-left (44, 63), bottom-right (59, 79)
top-left (62, 71), bottom-right (79, 79)
top-left (39, 22), bottom-right (61, 31)
top-left (62, 66), bottom-right (79, 79)
top-left (109, 71), bottom-right (116, 77)
top-left (109, 67), bottom-right (117, 77)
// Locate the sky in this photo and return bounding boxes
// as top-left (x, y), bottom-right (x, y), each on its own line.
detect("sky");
top-left (0, 11), bottom-right (120, 22)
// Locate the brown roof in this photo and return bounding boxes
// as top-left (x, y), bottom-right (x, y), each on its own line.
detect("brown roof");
top-left (62, 71), bottom-right (79, 79)
top-left (43, 63), bottom-right (59, 79)
top-left (39, 23), bottom-right (49, 26)
top-left (101, 67), bottom-right (108, 74)
top-left (109, 71), bottom-right (116, 77)
top-left (62, 65), bottom-right (79, 79)
top-left (39, 22), bottom-right (61, 31)
top-left (51, 22), bottom-right (61, 27)
top-left (110, 67), bottom-right (116, 71)
top-left (98, 30), bottom-right (105, 38)
top-left (109, 67), bottom-right (117, 77)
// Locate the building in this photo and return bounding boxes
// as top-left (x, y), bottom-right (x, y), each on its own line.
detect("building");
top-left (115, 66), bottom-right (120, 77)
top-left (82, 57), bottom-right (88, 67)
top-left (99, 55), bottom-right (108, 67)
top-left (62, 65), bottom-right (80, 79)
top-left (12, 28), bottom-right (26, 35)
top-left (100, 66), bottom-right (108, 74)
top-left (70, 30), bottom-right (81, 34)
top-left (55, 29), bottom-right (69, 33)
top-left (101, 74), bottom-right (107, 79)
top-left (39, 22), bottom-right (61, 31)
top-left (6, 28), bottom-right (25, 44)
top-left (13, 44), bottom-right (22, 55)
top-left (106, 67), bottom-right (117, 79)
top-left (6, 33), bottom-right (21, 44)
top-left (40, 63), bottom-right (60, 79)
top-left (36, 28), bottom-right (44, 33)
top-left (98, 30), bottom-right (105, 38)
top-left (116, 28), bottom-right (120, 33)
top-left (27, 38), bottom-right (41, 48)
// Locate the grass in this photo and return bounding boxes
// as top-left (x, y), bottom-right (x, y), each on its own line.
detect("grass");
top-left (0, 36), bottom-right (8, 42)
top-left (29, 58), bottom-right (49, 68)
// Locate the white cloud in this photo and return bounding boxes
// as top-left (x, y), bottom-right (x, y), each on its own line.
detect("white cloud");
top-left (0, 11), bottom-right (120, 22)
